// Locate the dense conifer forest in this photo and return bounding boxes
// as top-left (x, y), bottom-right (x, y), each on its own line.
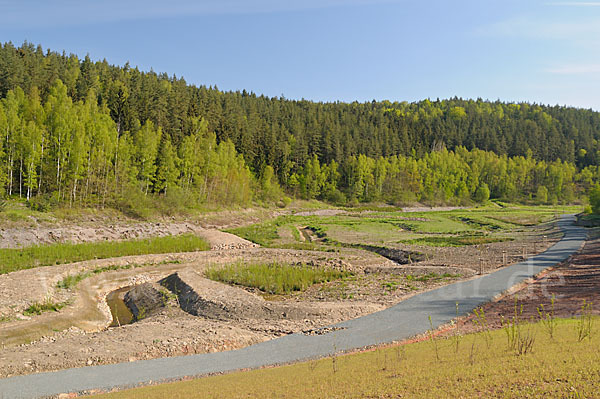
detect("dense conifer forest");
top-left (1, 42), bottom-right (599, 211)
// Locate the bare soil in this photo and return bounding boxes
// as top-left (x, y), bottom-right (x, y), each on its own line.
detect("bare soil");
top-left (0, 220), bottom-right (257, 250)
top-left (457, 238), bottom-right (600, 334)
top-left (0, 212), bottom-right (564, 378)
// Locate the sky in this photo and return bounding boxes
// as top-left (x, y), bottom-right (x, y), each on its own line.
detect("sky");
top-left (1, 0), bottom-right (600, 109)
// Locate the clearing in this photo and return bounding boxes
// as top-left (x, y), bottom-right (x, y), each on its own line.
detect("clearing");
top-left (0, 203), bottom-right (577, 378)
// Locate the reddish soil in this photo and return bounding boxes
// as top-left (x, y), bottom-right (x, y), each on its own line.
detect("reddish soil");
top-left (461, 238), bottom-right (600, 332)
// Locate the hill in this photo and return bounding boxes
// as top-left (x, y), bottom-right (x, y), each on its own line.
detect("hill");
top-left (0, 42), bottom-right (598, 210)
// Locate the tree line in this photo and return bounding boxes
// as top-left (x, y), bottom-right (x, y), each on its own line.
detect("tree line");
top-left (0, 82), bottom-right (254, 214)
top-left (1, 42), bottom-right (600, 210)
top-left (1, 80), bottom-right (595, 211)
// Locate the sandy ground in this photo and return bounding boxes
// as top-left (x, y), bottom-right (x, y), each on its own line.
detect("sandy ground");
top-left (0, 214), bottom-right (563, 378)
top-left (0, 221), bottom-right (257, 250)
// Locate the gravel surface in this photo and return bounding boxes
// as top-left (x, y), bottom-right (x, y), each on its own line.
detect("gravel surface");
top-left (0, 215), bottom-right (585, 399)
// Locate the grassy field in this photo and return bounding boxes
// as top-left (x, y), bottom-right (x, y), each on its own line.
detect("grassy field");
top-left (227, 203), bottom-right (581, 250)
top-left (92, 316), bottom-right (599, 399)
top-left (0, 234), bottom-right (209, 274)
top-left (205, 261), bottom-right (352, 295)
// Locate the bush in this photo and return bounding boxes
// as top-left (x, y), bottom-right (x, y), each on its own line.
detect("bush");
top-left (589, 185), bottom-right (600, 215)
top-left (27, 193), bottom-right (60, 212)
top-left (536, 186), bottom-right (549, 204)
top-left (113, 184), bottom-right (153, 219)
top-left (323, 187), bottom-right (347, 205)
top-left (276, 196), bottom-right (293, 208)
top-left (474, 183), bottom-right (490, 203)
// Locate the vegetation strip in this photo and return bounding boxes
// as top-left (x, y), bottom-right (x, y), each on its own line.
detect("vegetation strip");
top-left (0, 234), bottom-right (208, 275)
top-left (228, 205), bottom-right (571, 252)
top-left (205, 261), bottom-right (352, 295)
top-left (56, 260), bottom-right (181, 290)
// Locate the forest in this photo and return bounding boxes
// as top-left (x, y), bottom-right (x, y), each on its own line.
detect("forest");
top-left (1, 41), bottom-right (600, 212)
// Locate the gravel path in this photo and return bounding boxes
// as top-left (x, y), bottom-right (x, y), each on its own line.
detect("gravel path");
top-left (0, 215), bottom-right (586, 399)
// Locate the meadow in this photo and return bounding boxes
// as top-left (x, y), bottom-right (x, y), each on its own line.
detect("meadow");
top-left (228, 203), bottom-right (580, 250)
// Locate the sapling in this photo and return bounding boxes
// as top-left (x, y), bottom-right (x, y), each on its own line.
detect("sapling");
top-left (454, 302), bottom-right (461, 353)
top-left (473, 307), bottom-right (491, 348)
top-left (577, 300), bottom-right (594, 342)
top-left (428, 315), bottom-right (440, 361)
top-left (537, 294), bottom-right (556, 339)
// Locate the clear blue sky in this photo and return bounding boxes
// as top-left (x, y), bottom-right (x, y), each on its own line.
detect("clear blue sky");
top-left (1, 0), bottom-right (599, 109)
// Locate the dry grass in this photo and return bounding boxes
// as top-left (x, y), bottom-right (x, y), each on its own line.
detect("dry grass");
top-left (92, 317), bottom-right (599, 399)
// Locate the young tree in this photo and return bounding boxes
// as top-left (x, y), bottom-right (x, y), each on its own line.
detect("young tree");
top-left (133, 120), bottom-right (161, 195)
top-left (154, 135), bottom-right (178, 195)
top-left (474, 182), bottom-right (490, 203)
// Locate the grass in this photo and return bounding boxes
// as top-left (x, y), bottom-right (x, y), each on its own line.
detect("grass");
top-left (57, 260), bottom-right (181, 289)
top-left (57, 265), bottom-right (132, 289)
top-left (0, 234), bottom-right (209, 275)
top-left (228, 204), bottom-right (580, 251)
top-left (91, 317), bottom-right (600, 399)
top-left (227, 217), bottom-right (287, 246)
top-left (205, 261), bottom-right (352, 295)
top-left (23, 298), bottom-right (68, 316)
top-left (400, 235), bottom-right (511, 247)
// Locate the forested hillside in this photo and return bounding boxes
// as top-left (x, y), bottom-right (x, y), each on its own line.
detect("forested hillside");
top-left (0, 42), bottom-right (599, 210)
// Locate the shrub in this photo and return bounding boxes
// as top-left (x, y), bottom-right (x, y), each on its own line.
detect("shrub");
top-left (536, 186), bottom-right (549, 204)
top-left (474, 183), bottom-right (490, 203)
top-left (589, 185), bottom-right (600, 215)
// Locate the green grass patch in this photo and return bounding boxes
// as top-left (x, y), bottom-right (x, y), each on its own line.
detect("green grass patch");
top-left (400, 235), bottom-right (510, 247)
top-left (57, 264), bottom-right (132, 289)
top-left (288, 225), bottom-right (302, 242)
top-left (205, 261), bottom-right (352, 295)
top-left (23, 298), bottom-right (68, 316)
top-left (0, 234), bottom-right (208, 275)
top-left (226, 217), bottom-right (289, 246)
top-left (92, 316), bottom-right (600, 399)
top-left (227, 204), bottom-right (577, 251)
top-left (57, 260), bottom-right (182, 289)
